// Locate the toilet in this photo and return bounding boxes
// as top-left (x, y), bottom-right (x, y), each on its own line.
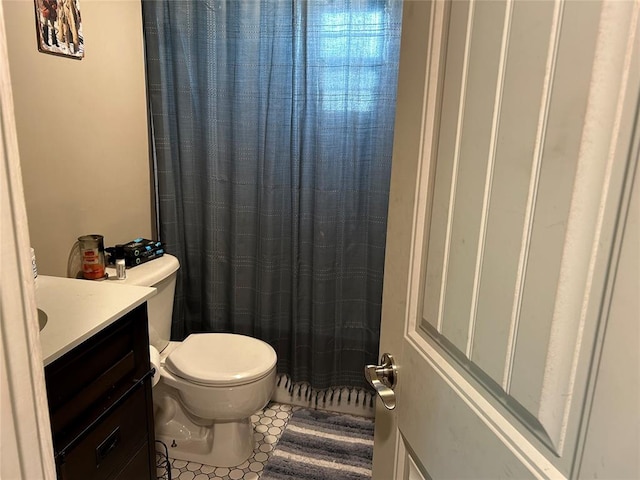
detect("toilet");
top-left (106, 254), bottom-right (277, 467)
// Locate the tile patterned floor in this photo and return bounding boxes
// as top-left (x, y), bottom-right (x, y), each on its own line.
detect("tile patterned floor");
top-left (160, 402), bottom-right (294, 480)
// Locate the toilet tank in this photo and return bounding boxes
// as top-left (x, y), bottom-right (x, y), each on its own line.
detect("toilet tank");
top-left (106, 254), bottom-right (180, 352)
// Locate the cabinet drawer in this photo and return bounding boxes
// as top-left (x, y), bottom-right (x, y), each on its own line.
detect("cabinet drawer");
top-left (57, 387), bottom-right (148, 480)
top-left (45, 304), bottom-right (149, 441)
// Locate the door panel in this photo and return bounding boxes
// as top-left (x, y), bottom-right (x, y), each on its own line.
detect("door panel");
top-left (399, 342), bottom-right (554, 479)
top-left (437, 0), bottom-right (506, 354)
top-left (470, 0), bottom-right (556, 387)
top-left (419, 0), bottom-right (603, 456)
top-left (373, 0), bottom-right (640, 478)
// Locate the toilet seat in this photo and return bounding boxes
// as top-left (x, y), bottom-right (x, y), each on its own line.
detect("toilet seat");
top-left (165, 333), bottom-right (277, 387)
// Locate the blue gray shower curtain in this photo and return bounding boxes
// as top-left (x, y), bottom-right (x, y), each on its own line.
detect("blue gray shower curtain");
top-left (143, 0), bottom-right (402, 394)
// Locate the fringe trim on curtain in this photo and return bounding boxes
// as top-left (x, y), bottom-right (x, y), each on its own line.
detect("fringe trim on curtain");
top-left (275, 374), bottom-right (376, 410)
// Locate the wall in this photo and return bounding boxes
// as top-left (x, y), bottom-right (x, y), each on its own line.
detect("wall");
top-left (3, 0), bottom-right (153, 277)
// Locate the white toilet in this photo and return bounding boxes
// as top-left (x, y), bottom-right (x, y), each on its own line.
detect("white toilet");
top-left (106, 254), bottom-right (277, 467)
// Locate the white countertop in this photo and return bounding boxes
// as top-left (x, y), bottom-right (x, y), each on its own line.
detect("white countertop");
top-left (38, 275), bottom-right (157, 366)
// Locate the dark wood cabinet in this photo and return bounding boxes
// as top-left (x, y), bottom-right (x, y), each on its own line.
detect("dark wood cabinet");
top-left (44, 304), bottom-right (156, 480)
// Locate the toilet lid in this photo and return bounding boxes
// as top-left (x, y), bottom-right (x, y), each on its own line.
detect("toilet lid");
top-left (165, 333), bottom-right (277, 386)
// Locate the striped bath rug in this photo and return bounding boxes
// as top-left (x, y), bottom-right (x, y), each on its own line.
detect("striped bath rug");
top-left (261, 408), bottom-right (375, 480)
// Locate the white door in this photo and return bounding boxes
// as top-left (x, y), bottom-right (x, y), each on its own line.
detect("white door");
top-left (371, 1), bottom-right (640, 478)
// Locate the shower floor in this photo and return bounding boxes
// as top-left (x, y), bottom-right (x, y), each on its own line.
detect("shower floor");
top-left (161, 402), bottom-right (294, 480)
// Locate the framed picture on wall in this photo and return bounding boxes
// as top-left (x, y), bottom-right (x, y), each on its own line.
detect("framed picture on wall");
top-left (34, 0), bottom-right (84, 59)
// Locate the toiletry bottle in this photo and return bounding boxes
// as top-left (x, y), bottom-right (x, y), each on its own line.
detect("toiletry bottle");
top-left (115, 244), bottom-right (126, 280)
top-left (30, 247), bottom-right (38, 291)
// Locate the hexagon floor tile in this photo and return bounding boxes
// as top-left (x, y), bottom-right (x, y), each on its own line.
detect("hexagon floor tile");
top-left (158, 402), bottom-right (294, 480)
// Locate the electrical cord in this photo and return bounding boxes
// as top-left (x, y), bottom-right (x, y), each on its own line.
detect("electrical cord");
top-left (155, 440), bottom-right (171, 480)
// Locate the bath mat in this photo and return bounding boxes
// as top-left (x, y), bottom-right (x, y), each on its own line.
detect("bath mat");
top-left (261, 408), bottom-right (374, 480)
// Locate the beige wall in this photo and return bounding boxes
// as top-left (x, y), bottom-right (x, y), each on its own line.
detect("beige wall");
top-left (4, 0), bottom-right (153, 276)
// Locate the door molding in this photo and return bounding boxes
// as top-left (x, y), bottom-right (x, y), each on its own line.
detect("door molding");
top-left (0, 2), bottom-right (56, 478)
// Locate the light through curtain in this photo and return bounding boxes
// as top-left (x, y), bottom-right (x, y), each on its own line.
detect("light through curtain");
top-left (143, 0), bottom-right (402, 400)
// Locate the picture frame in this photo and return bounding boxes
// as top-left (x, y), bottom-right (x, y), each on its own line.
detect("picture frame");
top-left (34, 0), bottom-right (84, 59)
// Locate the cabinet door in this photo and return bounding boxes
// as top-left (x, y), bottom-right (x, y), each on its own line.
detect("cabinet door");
top-left (114, 443), bottom-right (153, 480)
top-left (56, 383), bottom-right (149, 480)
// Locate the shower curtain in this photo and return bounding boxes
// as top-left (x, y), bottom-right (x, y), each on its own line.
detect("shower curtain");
top-left (143, 0), bottom-right (402, 401)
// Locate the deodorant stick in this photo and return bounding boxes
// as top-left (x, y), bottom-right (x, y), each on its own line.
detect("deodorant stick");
top-left (115, 244), bottom-right (126, 280)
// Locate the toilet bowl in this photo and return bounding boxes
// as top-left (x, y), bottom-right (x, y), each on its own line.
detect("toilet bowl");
top-left (154, 334), bottom-right (277, 466)
top-left (106, 254), bottom-right (277, 467)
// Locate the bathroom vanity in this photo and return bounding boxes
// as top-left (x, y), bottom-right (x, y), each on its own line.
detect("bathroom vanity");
top-left (38, 276), bottom-right (157, 480)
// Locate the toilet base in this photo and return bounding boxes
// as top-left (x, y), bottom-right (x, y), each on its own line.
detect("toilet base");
top-left (154, 387), bottom-right (254, 467)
